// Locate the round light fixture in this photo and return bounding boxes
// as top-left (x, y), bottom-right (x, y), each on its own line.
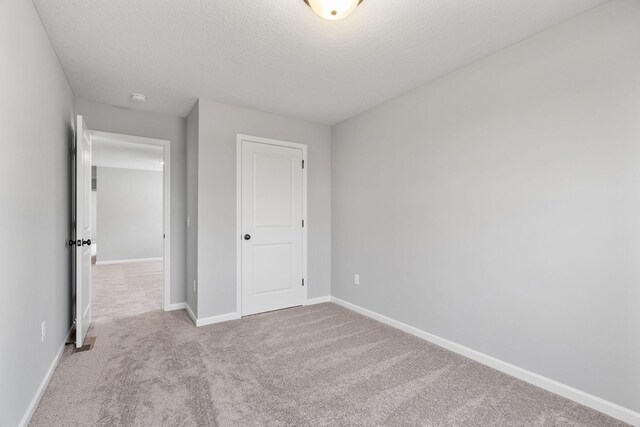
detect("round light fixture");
top-left (304, 0), bottom-right (364, 21)
top-left (130, 93), bottom-right (147, 104)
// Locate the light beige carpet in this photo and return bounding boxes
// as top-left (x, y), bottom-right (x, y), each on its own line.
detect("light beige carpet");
top-left (30, 264), bottom-right (627, 426)
top-left (91, 261), bottom-right (163, 322)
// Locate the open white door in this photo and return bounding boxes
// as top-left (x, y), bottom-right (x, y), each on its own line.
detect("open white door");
top-left (75, 115), bottom-right (92, 348)
top-left (240, 139), bottom-right (305, 316)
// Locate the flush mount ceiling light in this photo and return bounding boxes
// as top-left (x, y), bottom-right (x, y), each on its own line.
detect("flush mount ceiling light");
top-left (303, 0), bottom-right (364, 21)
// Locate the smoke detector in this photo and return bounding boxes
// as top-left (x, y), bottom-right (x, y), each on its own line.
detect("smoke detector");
top-left (130, 93), bottom-right (147, 104)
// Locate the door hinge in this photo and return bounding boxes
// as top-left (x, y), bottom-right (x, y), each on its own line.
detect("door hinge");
top-left (302, 160), bottom-right (305, 169)
top-left (302, 278), bottom-right (305, 287)
top-left (302, 219), bottom-right (305, 227)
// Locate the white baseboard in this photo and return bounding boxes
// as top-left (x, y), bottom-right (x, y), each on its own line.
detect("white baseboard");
top-left (187, 298), bottom-right (330, 327)
top-left (95, 257), bottom-right (162, 266)
top-left (304, 296), bottom-right (332, 306)
top-left (196, 312), bottom-right (240, 327)
top-left (19, 327), bottom-right (74, 427)
top-left (330, 297), bottom-right (639, 426)
top-left (166, 302), bottom-right (187, 311)
top-left (184, 304), bottom-right (238, 328)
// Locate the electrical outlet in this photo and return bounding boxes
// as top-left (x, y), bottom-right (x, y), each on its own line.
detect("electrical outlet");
top-left (41, 321), bottom-right (46, 343)
top-left (354, 274), bottom-right (360, 285)
top-left (193, 280), bottom-right (196, 293)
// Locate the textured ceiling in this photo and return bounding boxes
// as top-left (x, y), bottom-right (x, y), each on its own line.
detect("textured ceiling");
top-left (33, 0), bottom-right (608, 125)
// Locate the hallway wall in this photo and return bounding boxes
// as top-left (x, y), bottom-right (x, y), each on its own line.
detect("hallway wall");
top-left (0, 0), bottom-right (76, 425)
top-left (96, 167), bottom-right (164, 263)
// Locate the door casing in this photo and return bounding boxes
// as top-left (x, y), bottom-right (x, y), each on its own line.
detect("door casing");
top-left (90, 131), bottom-right (172, 311)
top-left (236, 134), bottom-right (308, 316)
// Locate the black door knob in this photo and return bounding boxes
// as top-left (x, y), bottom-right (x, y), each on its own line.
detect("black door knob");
top-left (82, 239), bottom-right (92, 246)
top-left (244, 234), bottom-right (251, 240)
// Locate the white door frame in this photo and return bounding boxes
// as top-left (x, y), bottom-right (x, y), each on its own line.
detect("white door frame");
top-left (236, 134), bottom-right (308, 316)
top-left (90, 131), bottom-right (172, 311)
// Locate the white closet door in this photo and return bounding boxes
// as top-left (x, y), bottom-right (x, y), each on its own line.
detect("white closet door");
top-left (241, 140), bottom-right (304, 316)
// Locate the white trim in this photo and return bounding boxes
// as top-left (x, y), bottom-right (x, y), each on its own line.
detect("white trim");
top-left (95, 257), bottom-right (162, 266)
top-left (304, 296), bottom-right (332, 306)
top-left (166, 302), bottom-right (187, 311)
top-left (185, 304), bottom-right (197, 326)
top-left (330, 297), bottom-right (640, 426)
top-left (90, 131), bottom-right (171, 312)
top-left (236, 134), bottom-right (308, 317)
top-left (195, 312), bottom-right (240, 327)
top-left (19, 327), bottom-right (74, 427)
top-left (236, 136), bottom-right (242, 317)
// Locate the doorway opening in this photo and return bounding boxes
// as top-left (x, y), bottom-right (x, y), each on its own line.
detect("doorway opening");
top-left (90, 131), bottom-right (170, 322)
top-left (74, 119), bottom-right (171, 348)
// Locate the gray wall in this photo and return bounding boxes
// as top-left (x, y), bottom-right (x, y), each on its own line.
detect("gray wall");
top-left (0, 0), bottom-right (75, 425)
top-left (194, 99), bottom-right (332, 319)
top-left (186, 101), bottom-right (199, 315)
top-left (96, 167), bottom-right (163, 263)
top-left (332, 0), bottom-right (640, 413)
top-left (75, 99), bottom-right (187, 305)
top-left (91, 191), bottom-right (97, 241)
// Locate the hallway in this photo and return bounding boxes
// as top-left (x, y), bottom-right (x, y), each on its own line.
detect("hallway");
top-left (92, 261), bottom-right (163, 322)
